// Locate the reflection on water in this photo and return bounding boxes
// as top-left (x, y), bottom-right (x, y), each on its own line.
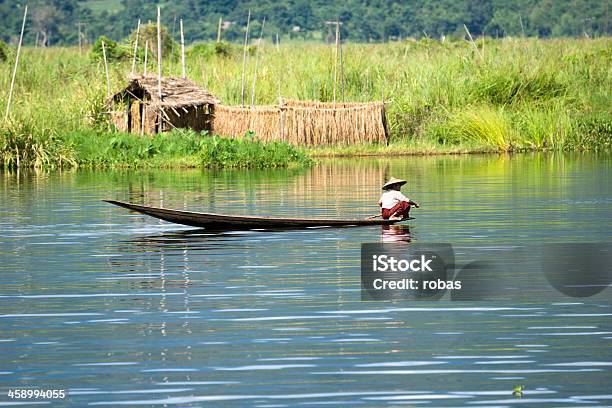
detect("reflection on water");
top-left (381, 224), bottom-right (412, 243)
top-left (0, 153), bottom-right (611, 407)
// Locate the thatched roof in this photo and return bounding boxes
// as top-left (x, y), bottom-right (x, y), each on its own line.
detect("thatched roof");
top-left (111, 75), bottom-right (219, 107)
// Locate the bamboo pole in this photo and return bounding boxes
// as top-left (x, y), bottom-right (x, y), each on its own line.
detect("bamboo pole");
top-left (101, 41), bottom-right (110, 98)
top-left (251, 17), bottom-right (265, 108)
top-left (4, 5), bottom-right (27, 122)
top-left (35, 31), bottom-right (39, 48)
top-left (240, 10), bottom-right (251, 107)
top-left (217, 17), bottom-right (222, 42)
top-left (140, 27), bottom-right (151, 136)
top-left (156, 8), bottom-right (164, 134)
top-left (157, 6), bottom-right (162, 99)
top-left (141, 104), bottom-right (146, 135)
top-left (131, 19), bottom-right (141, 75)
top-left (170, 14), bottom-right (176, 75)
top-left (276, 33), bottom-right (282, 100)
top-left (381, 89), bottom-right (388, 143)
top-left (76, 22), bottom-right (85, 55)
top-left (482, 31), bottom-right (485, 61)
top-left (463, 24), bottom-right (483, 60)
top-left (333, 21), bottom-right (339, 107)
top-left (279, 96), bottom-right (285, 141)
top-left (143, 39), bottom-right (148, 76)
top-left (339, 24), bottom-right (344, 103)
top-left (180, 19), bottom-right (186, 79)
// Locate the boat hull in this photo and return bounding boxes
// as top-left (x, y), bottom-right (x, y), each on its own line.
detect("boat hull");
top-left (104, 200), bottom-right (401, 229)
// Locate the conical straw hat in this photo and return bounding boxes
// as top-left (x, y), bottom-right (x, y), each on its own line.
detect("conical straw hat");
top-left (382, 177), bottom-right (407, 190)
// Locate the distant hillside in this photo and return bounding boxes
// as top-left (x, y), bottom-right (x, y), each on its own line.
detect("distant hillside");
top-left (0, 0), bottom-right (609, 46)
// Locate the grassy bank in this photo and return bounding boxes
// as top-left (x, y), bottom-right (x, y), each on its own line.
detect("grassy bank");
top-left (0, 37), bottom-right (610, 168)
top-left (1, 123), bottom-right (312, 169)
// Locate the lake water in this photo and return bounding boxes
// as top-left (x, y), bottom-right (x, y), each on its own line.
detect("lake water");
top-left (1, 153), bottom-right (611, 407)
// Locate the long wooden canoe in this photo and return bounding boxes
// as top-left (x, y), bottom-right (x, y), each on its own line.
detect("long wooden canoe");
top-left (105, 200), bottom-right (401, 229)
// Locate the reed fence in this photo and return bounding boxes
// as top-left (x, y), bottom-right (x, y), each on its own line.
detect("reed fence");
top-left (211, 100), bottom-right (388, 146)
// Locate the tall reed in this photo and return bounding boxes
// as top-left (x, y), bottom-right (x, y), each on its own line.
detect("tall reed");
top-left (0, 37), bottom-right (609, 168)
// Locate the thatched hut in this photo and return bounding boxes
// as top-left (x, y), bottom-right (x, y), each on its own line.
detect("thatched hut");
top-left (108, 76), bottom-right (219, 135)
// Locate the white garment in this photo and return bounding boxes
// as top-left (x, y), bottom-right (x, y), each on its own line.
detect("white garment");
top-left (379, 190), bottom-right (409, 209)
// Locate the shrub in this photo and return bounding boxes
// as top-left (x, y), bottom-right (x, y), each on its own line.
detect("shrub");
top-left (90, 36), bottom-right (129, 62)
top-left (214, 41), bottom-right (234, 57)
top-left (189, 42), bottom-right (235, 60)
top-left (128, 23), bottom-right (178, 61)
top-left (0, 39), bottom-right (10, 62)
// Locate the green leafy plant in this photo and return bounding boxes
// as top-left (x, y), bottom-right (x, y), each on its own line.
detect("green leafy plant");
top-left (0, 39), bottom-right (11, 62)
top-left (200, 133), bottom-right (312, 168)
top-left (90, 36), bottom-right (129, 62)
top-left (512, 385), bottom-right (524, 397)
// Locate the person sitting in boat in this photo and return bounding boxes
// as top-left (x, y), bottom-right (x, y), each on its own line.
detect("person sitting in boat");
top-left (378, 177), bottom-right (420, 220)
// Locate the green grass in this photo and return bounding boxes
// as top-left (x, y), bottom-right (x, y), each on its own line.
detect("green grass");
top-left (0, 124), bottom-right (312, 169)
top-left (200, 133), bottom-right (314, 168)
top-left (436, 106), bottom-right (516, 151)
top-left (0, 120), bottom-right (77, 169)
top-left (0, 37), bottom-right (610, 168)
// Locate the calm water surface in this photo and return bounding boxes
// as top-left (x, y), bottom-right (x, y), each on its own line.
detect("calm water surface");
top-left (0, 153), bottom-right (611, 407)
